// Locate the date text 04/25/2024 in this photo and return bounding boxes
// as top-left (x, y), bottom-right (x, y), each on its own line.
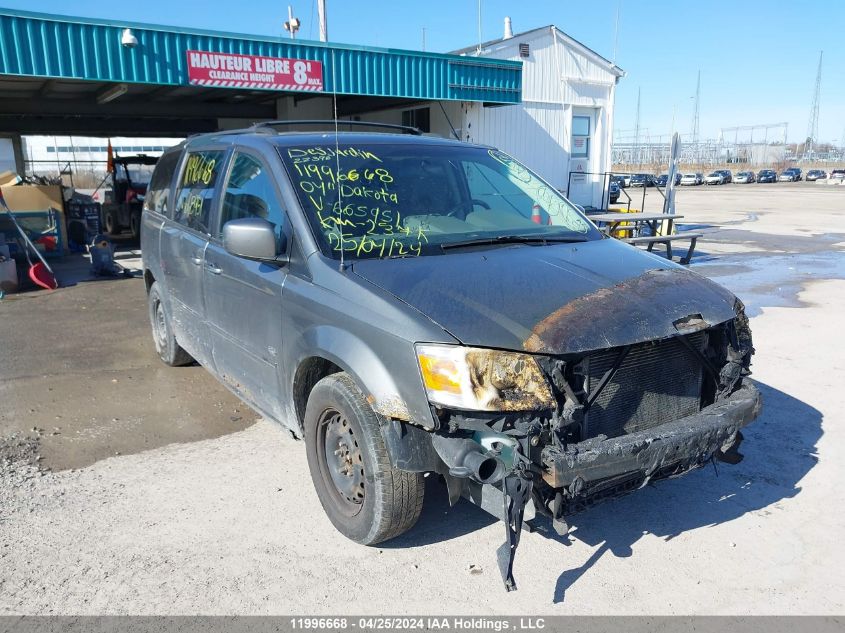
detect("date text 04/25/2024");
top-left (289, 617), bottom-right (547, 630)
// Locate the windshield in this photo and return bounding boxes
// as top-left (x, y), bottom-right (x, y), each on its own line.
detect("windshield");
top-left (117, 164), bottom-right (155, 186)
top-left (278, 142), bottom-right (600, 260)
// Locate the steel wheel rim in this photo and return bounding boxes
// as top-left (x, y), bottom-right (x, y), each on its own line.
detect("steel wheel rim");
top-left (318, 408), bottom-right (365, 515)
top-left (153, 299), bottom-right (168, 350)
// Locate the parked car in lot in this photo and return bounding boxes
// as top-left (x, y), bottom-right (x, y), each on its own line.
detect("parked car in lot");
top-left (630, 173), bottom-right (654, 187)
top-left (608, 180), bottom-right (621, 203)
top-left (779, 168), bottom-right (802, 182)
top-left (715, 169), bottom-right (732, 183)
top-left (654, 173), bottom-right (680, 187)
top-left (613, 173), bottom-right (632, 188)
top-left (705, 171), bottom-right (726, 185)
top-left (757, 169), bottom-right (777, 183)
top-left (806, 169), bottom-right (827, 181)
top-left (734, 171), bottom-right (756, 184)
top-left (680, 173), bottom-right (702, 185)
top-left (830, 169), bottom-right (845, 181)
top-left (140, 122), bottom-right (760, 592)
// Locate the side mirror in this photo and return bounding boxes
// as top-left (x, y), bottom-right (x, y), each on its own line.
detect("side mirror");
top-left (222, 217), bottom-right (286, 262)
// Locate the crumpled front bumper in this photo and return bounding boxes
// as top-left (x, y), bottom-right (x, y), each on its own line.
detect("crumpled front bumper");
top-left (541, 382), bottom-right (762, 490)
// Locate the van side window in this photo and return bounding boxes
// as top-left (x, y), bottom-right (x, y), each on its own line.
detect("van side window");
top-left (219, 152), bottom-right (286, 246)
top-left (144, 151), bottom-right (180, 216)
top-left (173, 150), bottom-right (226, 234)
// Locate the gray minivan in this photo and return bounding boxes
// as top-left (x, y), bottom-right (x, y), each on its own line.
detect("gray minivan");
top-left (141, 122), bottom-right (760, 591)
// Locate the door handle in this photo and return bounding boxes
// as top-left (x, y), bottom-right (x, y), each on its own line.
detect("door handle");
top-left (205, 263), bottom-right (222, 275)
top-left (191, 256), bottom-right (202, 266)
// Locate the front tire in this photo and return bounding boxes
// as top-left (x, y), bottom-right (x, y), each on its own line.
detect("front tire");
top-left (304, 373), bottom-right (424, 545)
top-left (147, 282), bottom-right (193, 367)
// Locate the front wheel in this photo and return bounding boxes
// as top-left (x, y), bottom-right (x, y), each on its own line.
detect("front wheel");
top-left (304, 373), bottom-right (424, 545)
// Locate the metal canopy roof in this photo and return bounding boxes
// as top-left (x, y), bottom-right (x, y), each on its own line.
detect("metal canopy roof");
top-left (0, 9), bottom-right (522, 136)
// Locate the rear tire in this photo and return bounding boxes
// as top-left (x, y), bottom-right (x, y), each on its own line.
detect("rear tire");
top-left (129, 213), bottom-right (140, 240)
top-left (105, 211), bottom-right (119, 236)
top-left (304, 373), bottom-right (424, 545)
top-left (147, 281), bottom-right (193, 367)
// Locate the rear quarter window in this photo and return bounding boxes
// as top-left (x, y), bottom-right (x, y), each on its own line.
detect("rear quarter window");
top-left (173, 150), bottom-right (226, 234)
top-left (143, 151), bottom-right (181, 216)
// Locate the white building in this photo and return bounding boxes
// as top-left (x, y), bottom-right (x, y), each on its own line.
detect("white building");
top-left (333, 22), bottom-right (625, 209)
top-left (451, 23), bottom-right (625, 208)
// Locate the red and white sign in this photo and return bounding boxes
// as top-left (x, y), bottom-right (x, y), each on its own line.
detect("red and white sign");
top-left (186, 50), bottom-right (323, 92)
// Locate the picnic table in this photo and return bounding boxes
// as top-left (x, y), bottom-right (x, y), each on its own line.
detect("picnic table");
top-left (587, 212), bottom-right (702, 265)
top-left (587, 212), bottom-right (684, 238)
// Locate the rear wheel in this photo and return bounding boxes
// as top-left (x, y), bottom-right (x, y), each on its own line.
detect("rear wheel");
top-left (147, 282), bottom-right (193, 367)
top-left (104, 211), bottom-right (119, 236)
top-left (304, 373), bottom-right (424, 545)
top-left (129, 212), bottom-right (141, 240)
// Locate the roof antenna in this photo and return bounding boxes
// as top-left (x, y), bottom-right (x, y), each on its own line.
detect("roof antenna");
top-left (331, 49), bottom-right (345, 272)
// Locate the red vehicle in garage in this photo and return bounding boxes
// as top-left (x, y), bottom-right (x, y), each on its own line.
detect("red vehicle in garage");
top-left (101, 154), bottom-right (159, 239)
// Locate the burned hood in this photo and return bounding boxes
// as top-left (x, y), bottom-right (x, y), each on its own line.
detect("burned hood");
top-left (350, 239), bottom-right (739, 355)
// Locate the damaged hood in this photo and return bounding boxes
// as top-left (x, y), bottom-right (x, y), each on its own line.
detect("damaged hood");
top-left (351, 238), bottom-right (739, 355)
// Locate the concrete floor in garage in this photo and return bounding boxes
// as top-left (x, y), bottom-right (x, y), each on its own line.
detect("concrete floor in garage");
top-left (1, 182), bottom-right (844, 613)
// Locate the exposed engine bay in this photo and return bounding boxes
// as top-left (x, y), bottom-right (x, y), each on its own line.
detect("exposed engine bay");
top-left (426, 304), bottom-right (759, 591)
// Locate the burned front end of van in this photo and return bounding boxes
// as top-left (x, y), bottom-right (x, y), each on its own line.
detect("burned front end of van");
top-left (417, 269), bottom-right (761, 591)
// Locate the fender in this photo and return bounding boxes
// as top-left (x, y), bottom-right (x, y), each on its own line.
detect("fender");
top-left (296, 324), bottom-right (434, 426)
top-left (293, 324), bottom-right (441, 472)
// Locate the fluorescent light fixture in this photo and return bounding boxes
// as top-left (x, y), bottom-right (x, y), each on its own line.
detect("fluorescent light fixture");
top-left (97, 83), bottom-right (129, 105)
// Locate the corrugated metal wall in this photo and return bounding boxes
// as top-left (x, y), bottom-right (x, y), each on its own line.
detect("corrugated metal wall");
top-left (0, 9), bottom-right (521, 103)
top-left (478, 28), bottom-right (617, 106)
top-left (462, 101), bottom-right (570, 188)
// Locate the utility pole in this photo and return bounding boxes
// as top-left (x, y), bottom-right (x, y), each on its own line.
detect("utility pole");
top-left (805, 51), bottom-right (822, 160)
top-left (421, 27), bottom-right (426, 51)
top-left (283, 5), bottom-right (301, 39)
top-left (317, 0), bottom-right (328, 42)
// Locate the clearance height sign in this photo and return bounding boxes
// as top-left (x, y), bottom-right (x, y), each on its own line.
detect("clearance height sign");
top-left (186, 50), bottom-right (324, 91)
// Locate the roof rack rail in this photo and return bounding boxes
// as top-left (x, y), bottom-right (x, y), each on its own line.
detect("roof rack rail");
top-left (250, 120), bottom-right (423, 136)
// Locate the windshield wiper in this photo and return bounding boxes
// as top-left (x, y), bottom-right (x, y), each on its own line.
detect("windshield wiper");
top-left (441, 234), bottom-right (589, 250)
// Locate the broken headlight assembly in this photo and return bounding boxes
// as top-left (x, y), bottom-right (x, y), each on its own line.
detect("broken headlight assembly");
top-left (416, 344), bottom-right (555, 412)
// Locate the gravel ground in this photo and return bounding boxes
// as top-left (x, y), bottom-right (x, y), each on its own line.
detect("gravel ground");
top-left (1, 185), bottom-right (844, 614)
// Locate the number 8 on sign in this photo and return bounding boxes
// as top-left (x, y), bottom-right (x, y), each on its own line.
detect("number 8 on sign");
top-left (294, 61), bottom-right (308, 85)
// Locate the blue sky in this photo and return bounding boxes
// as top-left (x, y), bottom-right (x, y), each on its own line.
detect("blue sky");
top-left (9, 1), bottom-right (844, 143)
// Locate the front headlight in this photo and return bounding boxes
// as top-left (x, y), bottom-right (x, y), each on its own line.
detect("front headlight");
top-left (416, 344), bottom-right (555, 412)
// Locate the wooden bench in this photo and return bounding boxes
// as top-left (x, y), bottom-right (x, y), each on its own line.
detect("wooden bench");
top-left (623, 232), bottom-right (704, 265)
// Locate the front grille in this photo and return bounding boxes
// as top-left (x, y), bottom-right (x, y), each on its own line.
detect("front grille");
top-left (583, 332), bottom-right (706, 439)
